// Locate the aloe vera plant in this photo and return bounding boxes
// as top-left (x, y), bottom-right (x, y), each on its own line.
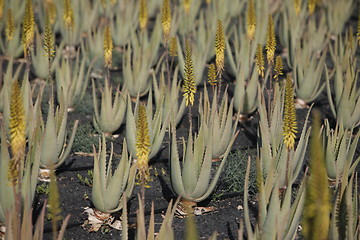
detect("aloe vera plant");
top-left (153, 65), bottom-right (186, 126)
top-left (324, 0), bottom-right (354, 35)
top-left (111, 0), bottom-right (138, 46)
top-left (233, 62), bottom-right (260, 116)
top-left (243, 157), bottom-right (305, 240)
top-left (169, 121), bottom-right (232, 203)
top-left (293, 47), bottom-right (327, 104)
top-left (122, 22), bottom-right (161, 97)
top-left (125, 92), bottom-right (168, 159)
top-left (322, 119), bottom-right (360, 182)
top-left (199, 85), bottom-right (238, 159)
top-left (121, 194), bottom-right (179, 240)
top-left (55, 50), bottom-right (93, 110)
top-left (92, 79), bottom-right (127, 135)
top-left (326, 61), bottom-right (360, 129)
top-left (38, 92), bottom-right (78, 169)
top-left (278, 0), bottom-right (306, 68)
top-left (92, 135), bottom-right (136, 213)
top-left (329, 173), bottom-right (359, 240)
top-left (56, 0), bottom-right (99, 46)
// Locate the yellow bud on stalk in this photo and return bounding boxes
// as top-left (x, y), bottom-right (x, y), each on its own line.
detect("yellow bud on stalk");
top-left (308, 0), bottom-right (316, 15)
top-left (139, 0), bottom-right (148, 31)
top-left (208, 63), bottom-right (217, 86)
top-left (283, 75), bottom-right (297, 150)
top-left (8, 81), bottom-right (26, 185)
top-left (136, 104), bottom-right (151, 186)
top-left (46, 1), bottom-right (57, 25)
top-left (0, 0), bottom-right (3, 19)
top-left (161, 0), bottom-right (171, 43)
top-left (265, 15), bottom-right (276, 65)
top-left (255, 44), bottom-right (264, 78)
top-left (183, 40), bottom-right (196, 106)
top-left (169, 36), bottom-right (178, 57)
top-left (63, 0), bottom-right (74, 30)
top-left (44, 13), bottom-right (55, 59)
top-left (184, 0), bottom-right (191, 14)
top-left (103, 25), bottom-right (113, 68)
top-left (247, 0), bottom-right (256, 41)
top-left (294, 0), bottom-right (301, 16)
top-left (215, 19), bottom-right (225, 77)
top-left (22, 0), bottom-right (35, 57)
top-left (274, 56), bottom-right (283, 79)
top-left (6, 9), bottom-right (15, 41)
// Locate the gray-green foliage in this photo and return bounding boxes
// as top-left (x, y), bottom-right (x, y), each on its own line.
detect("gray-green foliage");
top-left (215, 148), bottom-right (257, 198)
top-left (71, 122), bottom-right (98, 153)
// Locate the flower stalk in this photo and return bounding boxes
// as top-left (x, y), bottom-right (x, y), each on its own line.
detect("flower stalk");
top-left (8, 80), bottom-right (26, 186)
top-left (283, 75), bottom-right (297, 151)
top-left (136, 104), bottom-right (151, 188)
top-left (22, 0), bottom-right (35, 58)
top-left (161, 0), bottom-right (171, 43)
top-left (247, 0), bottom-right (256, 41)
top-left (139, 0), bottom-right (148, 31)
top-left (6, 9), bottom-right (15, 41)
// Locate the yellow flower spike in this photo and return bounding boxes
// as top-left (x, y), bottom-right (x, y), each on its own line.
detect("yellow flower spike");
top-left (183, 40), bottom-right (196, 106)
top-left (8, 80), bottom-right (26, 185)
top-left (136, 104), bottom-right (151, 186)
top-left (63, 0), bottom-right (74, 31)
top-left (44, 13), bottom-right (55, 60)
top-left (265, 15), bottom-right (276, 65)
top-left (255, 44), bottom-right (265, 78)
top-left (207, 63), bottom-right (217, 86)
top-left (184, 0), bottom-right (191, 14)
top-left (169, 36), bottom-right (178, 57)
top-left (215, 19), bottom-right (225, 77)
top-left (6, 9), bottom-right (15, 41)
top-left (294, 0), bottom-right (301, 16)
top-left (206, 0), bottom-right (211, 5)
top-left (303, 111), bottom-right (331, 240)
top-left (283, 75), bottom-right (297, 150)
top-left (22, 0), bottom-right (35, 57)
top-left (274, 56), bottom-right (283, 80)
top-left (0, 0), bottom-right (3, 19)
top-left (46, 0), bottom-right (57, 25)
top-left (247, 0), bottom-right (256, 41)
top-left (103, 25), bottom-right (113, 68)
top-left (161, 0), bottom-right (171, 43)
top-left (308, 0), bottom-right (318, 15)
top-left (139, 0), bottom-right (148, 31)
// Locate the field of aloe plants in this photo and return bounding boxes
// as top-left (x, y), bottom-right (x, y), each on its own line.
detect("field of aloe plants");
top-left (0, 0), bottom-right (360, 239)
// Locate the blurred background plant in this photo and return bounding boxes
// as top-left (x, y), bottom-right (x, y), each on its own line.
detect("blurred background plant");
top-left (55, 49), bottom-right (93, 111)
top-left (322, 119), bottom-right (360, 183)
top-left (153, 65), bottom-right (186, 126)
top-left (326, 59), bottom-right (360, 129)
